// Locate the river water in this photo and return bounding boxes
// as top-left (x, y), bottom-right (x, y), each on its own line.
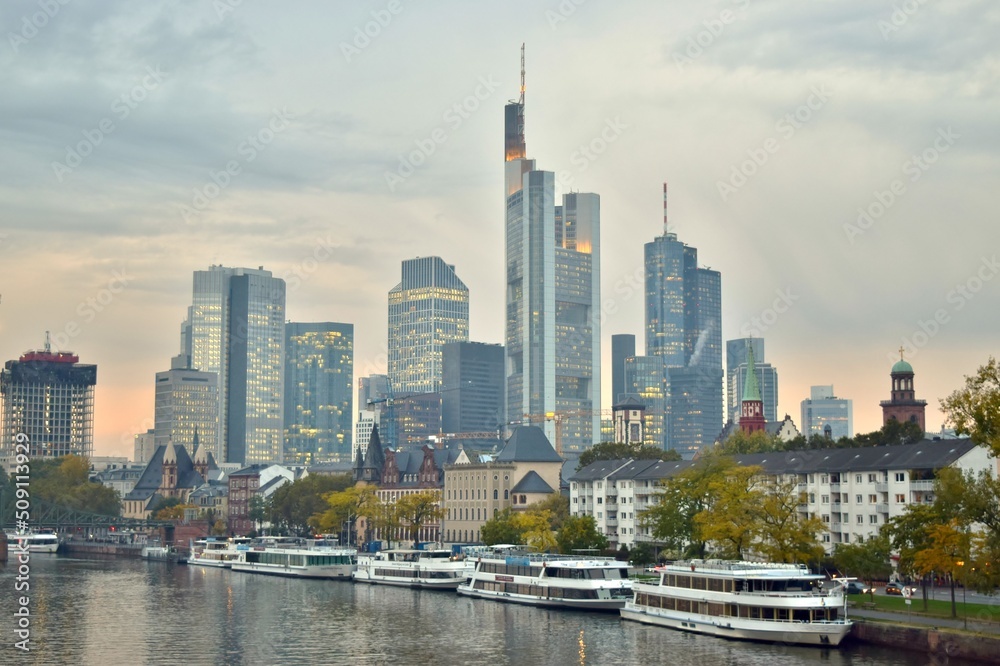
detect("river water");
top-left (0, 555), bottom-right (973, 665)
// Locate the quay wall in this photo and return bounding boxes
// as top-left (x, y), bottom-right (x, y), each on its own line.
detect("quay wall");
top-left (851, 619), bottom-right (1000, 664)
top-left (62, 541), bottom-right (144, 558)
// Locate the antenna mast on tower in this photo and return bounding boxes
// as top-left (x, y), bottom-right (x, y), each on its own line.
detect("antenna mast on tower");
top-left (663, 182), bottom-right (669, 235)
top-left (519, 43), bottom-right (525, 105)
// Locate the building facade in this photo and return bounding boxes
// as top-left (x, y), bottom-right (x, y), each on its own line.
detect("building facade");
top-left (226, 463), bottom-right (295, 534)
top-left (623, 355), bottom-right (666, 449)
top-left (441, 341), bottom-right (504, 436)
top-left (154, 356), bottom-right (219, 455)
top-left (1, 341), bottom-right (97, 459)
top-left (801, 385), bottom-right (854, 440)
top-left (183, 265), bottom-right (286, 464)
top-left (284, 322), bottom-right (354, 465)
top-left (503, 63), bottom-right (601, 452)
top-left (726, 338), bottom-right (778, 424)
top-left (644, 186), bottom-right (722, 457)
top-left (388, 256), bottom-right (469, 395)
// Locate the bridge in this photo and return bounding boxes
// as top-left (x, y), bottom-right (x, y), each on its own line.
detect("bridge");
top-left (0, 487), bottom-right (170, 534)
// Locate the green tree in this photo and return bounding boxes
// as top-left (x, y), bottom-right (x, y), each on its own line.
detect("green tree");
top-left (394, 491), bottom-right (445, 545)
top-left (270, 474), bottom-right (353, 535)
top-left (556, 515), bottom-right (608, 554)
top-left (629, 542), bottom-right (656, 567)
top-left (577, 441), bottom-right (681, 470)
top-left (832, 531), bottom-right (893, 601)
top-left (154, 503), bottom-right (197, 521)
top-left (480, 508), bottom-right (524, 546)
top-left (695, 465), bottom-right (763, 560)
top-left (940, 357), bottom-right (1000, 457)
top-left (754, 478), bottom-right (825, 564)
top-left (716, 430), bottom-right (783, 455)
top-left (25, 455), bottom-right (122, 516)
top-left (854, 419), bottom-right (924, 447)
top-left (310, 485), bottom-right (380, 544)
top-left (527, 493), bottom-right (570, 531)
top-left (148, 496), bottom-right (184, 515)
top-left (248, 494), bottom-right (272, 533)
top-left (640, 454), bottom-right (736, 558)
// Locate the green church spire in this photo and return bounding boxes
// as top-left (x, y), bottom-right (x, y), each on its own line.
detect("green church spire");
top-left (742, 341), bottom-right (762, 403)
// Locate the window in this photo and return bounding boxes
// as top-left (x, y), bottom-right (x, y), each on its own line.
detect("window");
top-left (821, 474), bottom-right (829, 484)
top-left (822, 515), bottom-right (830, 523)
top-left (869, 515), bottom-right (878, 524)
top-left (809, 493), bottom-right (815, 503)
top-left (895, 494), bottom-right (905, 503)
top-left (572, 497), bottom-right (578, 503)
top-left (597, 497), bottom-right (602, 504)
top-left (856, 515), bottom-right (863, 524)
top-left (597, 512), bottom-right (602, 519)
top-left (504, 490), bottom-right (509, 500)
top-left (895, 473), bottom-right (905, 482)
top-left (856, 494), bottom-right (863, 504)
top-left (493, 489), bottom-right (498, 500)
top-left (869, 494), bottom-right (877, 504)
top-left (868, 474), bottom-right (877, 483)
top-left (855, 474), bottom-right (862, 483)
top-left (821, 495), bottom-right (829, 504)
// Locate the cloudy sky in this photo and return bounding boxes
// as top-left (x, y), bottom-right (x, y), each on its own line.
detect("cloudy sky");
top-left (2, 0), bottom-right (997, 458)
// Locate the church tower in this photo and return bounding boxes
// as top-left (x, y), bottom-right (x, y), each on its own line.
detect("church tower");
top-left (880, 349), bottom-right (927, 430)
top-left (739, 342), bottom-right (767, 434)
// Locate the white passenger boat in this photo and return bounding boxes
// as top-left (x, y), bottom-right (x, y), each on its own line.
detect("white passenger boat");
top-left (141, 544), bottom-right (176, 561)
top-left (6, 530), bottom-right (60, 553)
top-left (231, 537), bottom-right (357, 579)
top-left (352, 548), bottom-right (467, 589)
top-left (457, 549), bottom-right (633, 611)
top-left (621, 560), bottom-right (852, 647)
top-left (188, 537), bottom-right (249, 568)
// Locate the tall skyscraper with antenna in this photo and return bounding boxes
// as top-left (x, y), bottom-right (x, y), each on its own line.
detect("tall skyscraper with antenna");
top-left (645, 185), bottom-right (722, 456)
top-left (504, 45), bottom-right (601, 453)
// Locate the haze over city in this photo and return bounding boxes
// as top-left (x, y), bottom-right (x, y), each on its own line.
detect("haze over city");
top-left (1, 0), bottom-right (997, 457)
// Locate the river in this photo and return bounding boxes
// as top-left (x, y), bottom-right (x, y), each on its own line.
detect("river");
top-left (0, 555), bottom-right (974, 665)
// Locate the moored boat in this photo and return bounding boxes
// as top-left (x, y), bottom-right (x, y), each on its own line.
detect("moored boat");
top-left (457, 548), bottom-right (632, 611)
top-left (231, 537), bottom-right (356, 579)
top-left (353, 548), bottom-right (466, 589)
top-left (141, 544), bottom-right (177, 561)
top-left (188, 537), bottom-right (249, 568)
top-left (621, 559), bottom-right (852, 647)
top-left (6, 530), bottom-right (60, 554)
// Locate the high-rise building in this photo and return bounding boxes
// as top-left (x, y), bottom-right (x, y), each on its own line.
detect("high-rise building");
top-left (504, 48), bottom-right (601, 452)
top-left (183, 265), bottom-right (286, 464)
top-left (624, 355), bottom-right (666, 449)
top-left (441, 342), bottom-right (504, 435)
top-left (134, 428), bottom-right (156, 464)
top-left (388, 256), bottom-right (469, 395)
top-left (358, 374), bottom-right (389, 411)
top-left (1, 337), bottom-right (97, 460)
top-left (801, 385), bottom-right (853, 440)
top-left (354, 409), bottom-right (379, 459)
top-left (389, 392), bottom-right (441, 449)
top-left (726, 338), bottom-right (778, 424)
top-left (880, 351), bottom-right (927, 430)
top-left (611, 334), bottom-right (636, 403)
top-left (284, 322), bottom-right (354, 465)
top-left (645, 185), bottom-right (722, 456)
top-left (154, 354), bottom-right (219, 454)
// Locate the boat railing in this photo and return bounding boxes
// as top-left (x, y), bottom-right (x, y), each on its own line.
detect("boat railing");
top-left (673, 559), bottom-right (811, 573)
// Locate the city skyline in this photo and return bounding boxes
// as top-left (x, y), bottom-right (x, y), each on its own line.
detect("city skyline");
top-left (1, 2), bottom-right (996, 457)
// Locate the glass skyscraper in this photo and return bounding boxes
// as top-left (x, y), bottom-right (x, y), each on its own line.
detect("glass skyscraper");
top-left (284, 322), bottom-right (354, 465)
top-left (504, 56), bottom-right (601, 453)
top-left (1, 340), bottom-right (96, 460)
top-left (623, 355), bottom-right (665, 449)
top-left (611, 334), bottom-right (636, 404)
top-left (184, 265), bottom-right (285, 464)
top-left (154, 355), bottom-right (219, 455)
top-left (388, 256), bottom-right (469, 395)
top-left (441, 341), bottom-right (505, 435)
top-left (644, 188), bottom-right (722, 456)
top-left (801, 385), bottom-right (853, 439)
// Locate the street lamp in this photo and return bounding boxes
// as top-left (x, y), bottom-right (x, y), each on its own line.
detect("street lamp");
top-left (956, 560), bottom-right (967, 629)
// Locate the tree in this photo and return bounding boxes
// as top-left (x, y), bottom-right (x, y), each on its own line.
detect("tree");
top-left (148, 496), bottom-right (184, 515)
top-left (394, 491), bottom-right (445, 545)
top-left (248, 494), bottom-right (272, 533)
top-left (716, 430), bottom-right (782, 455)
top-left (855, 419), bottom-right (924, 447)
top-left (527, 493), bottom-right (570, 531)
top-left (629, 542), bottom-right (656, 567)
top-left (640, 454), bottom-right (736, 558)
top-left (154, 503), bottom-right (198, 521)
top-left (518, 509), bottom-right (557, 553)
top-left (577, 441), bottom-right (681, 470)
top-left (556, 515), bottom-right (608, 554)
top-left (695, 465), bottom-right (763, 560)
top-left (940, 357), bottom-right (1000, 457)
top-left (480, 508), bottom-right (524, 546)
top-left (270, 474), bottom-right (353, 535)
top-left (754, 478), bottom-right (825, 564)
top-left (25, 455), bottom-right (121, 516)
top-left (913, 519), bottom-right (972, 619)
top-left (833, 531), bottom-right (893, 601)
top-left (310, 485), bottom-right (380, 545)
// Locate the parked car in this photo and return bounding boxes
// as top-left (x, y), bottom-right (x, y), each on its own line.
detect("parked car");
top-left (885, 583), bottom-right (918, 596)
top-left (844, 581), bottom-right (871, 594)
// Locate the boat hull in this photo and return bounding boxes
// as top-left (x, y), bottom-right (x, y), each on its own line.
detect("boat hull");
top-left (187, 557), bottom-right (233, 568)
top-left (457, 584), bottom-right (626, 611)
top-left (231, 563), bottom-right (355, 580)
top-left (352, 570), bottom-right (463, 589)
top-left (620, 605), bottom-right (852, 647)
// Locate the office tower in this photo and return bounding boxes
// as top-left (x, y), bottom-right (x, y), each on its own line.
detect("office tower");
top-left (801, 385), bottom-right (854, 440)
top-left (880, 352), bottom-right (927, 430)
top-left (1, 336), bottom-right (96, 459)
top-left (441, 342), bottom-right (504, 435)
top-left (504, 47), bottom-right (601, 453)
top-left (134, 428), bottom-right (156, 464)
top-left (624, 355), bottom-right (666, 449)
top-left (611, 334), bottom-right (636, 403)
top-left (358, 374), bottom-right (389, 411)
top-left (154, 354), bottom-right (219, 454)
top-left (354, 409), bottom-right (379, 458)
top-left (183, 265), bottom-right (286, 464)
top-left (284, 322), bottom-right (354, 465)
top-left (389, 392), bottom-right (441, 449)
top-left (726, 338), bottom-right (778, 424)
top-left (388, 256), bottom-right (469, 395)
top-left (645, 184), bottom-right (722, 456)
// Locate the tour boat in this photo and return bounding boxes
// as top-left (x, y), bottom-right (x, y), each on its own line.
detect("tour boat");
top-left (230, 537), bottom-right (357, 579)
top-left (188, 537), bottom-right (249, 568)
top-left (352, 548), bottom-right (467, 589)
top-left (140, 544), bottom-right (176, 561)
top-left (621, 560), bottom-right (852, 647)
top-left (457, 548), bottom-right (633, 611)
top-left (6, 530), bottom-right (60, 553)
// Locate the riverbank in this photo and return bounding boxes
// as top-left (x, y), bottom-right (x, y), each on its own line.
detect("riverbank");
top-left (62, 541), bottom-right (145, 558)
top-left (850, 612), bottom-right (1000, 663)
